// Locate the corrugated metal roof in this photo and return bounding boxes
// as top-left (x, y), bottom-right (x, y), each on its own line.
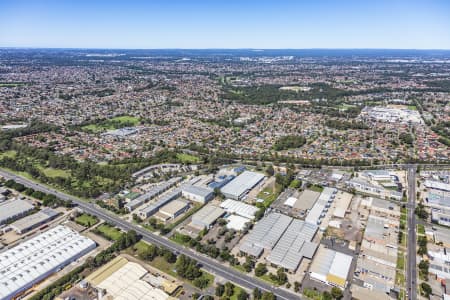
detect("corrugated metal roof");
top-left (220, 199), bottom-right (258, 219)
top-left (181, 185), bottom-right (213, 198)
top-left (220, 171), bottom-right (264, 199)
top-left (0, 225), bottom-right (96, 300)
top-left (305, 187), bottom-right (336, 225)
top-left (267, 219), bottom-right (318, 271)
top-left (191, 205), bottom-right (225, 227)
top-left (239, 213), bottom-right (291, 257)
top-left (125, 177), bottom-right (182, 211)
top-left (0, 199), bottom-right (34, 224)
top-left (10, 208), bottom-right (58, 232)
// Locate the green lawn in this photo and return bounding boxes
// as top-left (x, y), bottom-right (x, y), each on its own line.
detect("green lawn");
top-left (111, 115), bottom-right (140, 124)
top-left (82, 115), bottom-right (140, 133)
top-left (303, 288), bottom-right (323, 300)
top-left (417, 224), bottom-right (425, 235)
top-left (95, 224), bottom-right (122, 241)
top-left (400, 213), bottom-right (407, 222)
top-left (75, 214), bottom-right (98, 227)
top-left (260, 274), bottom-right (281, 286)
top-left (407, 105), bottom-right (418, 111)
top-left (149, 256), bottom-right (214, 289)
top-left (395, 270), bottom-right (405, 286)
top-left (309, 185), bottom-right (324, 193)
top-left (176, 153), bottom-right (200, 163)
top-left (257, 184), bottom-right (283, 207)
top-left (230, 286), bottom-right (245, 300)
top-left (37, 166), bottom-right (71, 178)
top-left (0, 150), bottom-right (17, 159)
top-left (170, 232), bottom-right (192, 246)
top-left (233, 264), bottom-right (247, 273)
top-left (133, 241), bottom-right (151, 253)
top-left (0, 83), bottom-right (26, 87)
top-left (397, 251), bottom-right (405, 270)
top-left (401, 231), bottom-right (407, 247)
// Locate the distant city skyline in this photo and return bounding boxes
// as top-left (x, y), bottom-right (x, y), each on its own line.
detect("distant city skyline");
top-left (1, 0), bottom-right (450, 49)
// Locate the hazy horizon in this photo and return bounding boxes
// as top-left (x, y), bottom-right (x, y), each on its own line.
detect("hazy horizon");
top-left (1, 0), bottom-right (449, 49)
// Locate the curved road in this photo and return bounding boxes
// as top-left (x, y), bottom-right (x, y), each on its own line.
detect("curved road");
top-left (0, 169), bottom-right (301, 300)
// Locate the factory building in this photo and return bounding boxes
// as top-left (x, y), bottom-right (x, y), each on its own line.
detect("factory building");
top-left (220, 171), bottom-right (265, 200)
top-left (309, 245), bottom-right (353, 289)
top-left (0, 199), bottom-right (34, 225)
top-left (125, 177), bottom-right (182, 211)
top-left (267, 220), bottom-right (318, 272)
top-left (190, 205), bottom-right (225, 230)
top-left (220, 199), bottom-right (258, 219)
top-left (181, 185), bottom-right (214, 204)
top-left (208, 175), bottom-right (235, 190)
top-left (239, 213), bottom-right (292, 258)
top-left (137, 189), bottom-right (182, 219)
top-left (305, 187), bottom-right (336, 225)
top-left (154, 199), bottom-right (189, 221)
top-left (239, 212), bottom-right (318, 271)
top-left (226, 215), bottom-right (251, 231)
top-left (424, 180), bottom-right (450, 192)
top-left (10, 208), bottom-right (59, 234)
top-left (86, 256), bottom-right (176, 300)
top-left (0, 225), bottom-right (96, 300)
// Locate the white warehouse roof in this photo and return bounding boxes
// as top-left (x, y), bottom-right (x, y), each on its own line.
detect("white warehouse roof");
top-left (309, 245), bottom-right (353, 289)
top-left (305, 187), bottom-right (336, 225)
top-left (220, 199), bottom-right (258, 219)
top-left (283, 197), bottom-right (297, 207)
top-left (97, 261), bottom-right (169, 300)
top-left (0, 225), bottom-right (96, 300)
top-left (220, 171), bottom-right (264, 200)
top-left (0, 199), bottom-right (34, 225)
top-left (226, 215), bottom-right (251, 231)
top-left (425, 180), bottom-right (450, 192)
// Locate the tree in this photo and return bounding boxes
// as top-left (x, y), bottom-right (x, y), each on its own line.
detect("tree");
top-left (421, 282), bottom-right (432, 298)
top-left (330, 287), bottom-right (343, 300)
top-left (215, 283), bottom-right (225, 296)
top-left (224, 282), bottom-right (235, 297)
top-left (266, 165), bottom-right (275, 176)
top-left (294, 281), bottom-right (301, 292)
top-left (253, 288), bottom-right (262, 300)
top-left (163, 250), bottom-right (176, 263)
top-left (322, 291), bottom-right (332, 300)
top-left (415, 202), bottom-right (428, 220)
top-left (237, 289), bottom-right (249, 300)
top-left (261, 291), bottom-right (276, 300)
top-left (243, 257), bottom-right (255, 272)
top-left (255, 263), bottom-right (268, 277)
top-left (276, 268), bottom-right (287, 285)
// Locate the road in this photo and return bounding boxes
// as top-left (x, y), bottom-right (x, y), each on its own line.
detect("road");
top-left (406, 166), bottom-right (417, 300)
top-left (0, 169), bottom-right (301, 300)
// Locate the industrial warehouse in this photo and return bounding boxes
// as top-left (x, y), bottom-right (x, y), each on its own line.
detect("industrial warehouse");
top-left (0, 225), bottom-right (96, 300)
top-left (85, 256), bottom-right (178, 300)
top-left (0, 198), bottom-right (34, 225)
top-left (220, 171), bottom-right (265, 200)
top-left (125, 177), bottom-right (182, 211)
top-left (189, 204), bottom-right (225, 230)
top-left (239, 212), bottom-right (318, 272)
top-left (220, 199), bottom-right (258, 219)
top-left (309, 245), bottom-right (353, 289)
top-left (9, 208), bottom-right (59, 234)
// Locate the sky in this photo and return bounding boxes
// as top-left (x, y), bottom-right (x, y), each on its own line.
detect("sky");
top-left (0, 0), bottom-right (449, 49)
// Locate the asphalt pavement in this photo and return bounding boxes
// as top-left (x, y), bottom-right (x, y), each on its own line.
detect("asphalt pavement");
top-left (406, 166), bottom-right (417, 300)
top-left (0, 168), bottom-right (301, 300)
